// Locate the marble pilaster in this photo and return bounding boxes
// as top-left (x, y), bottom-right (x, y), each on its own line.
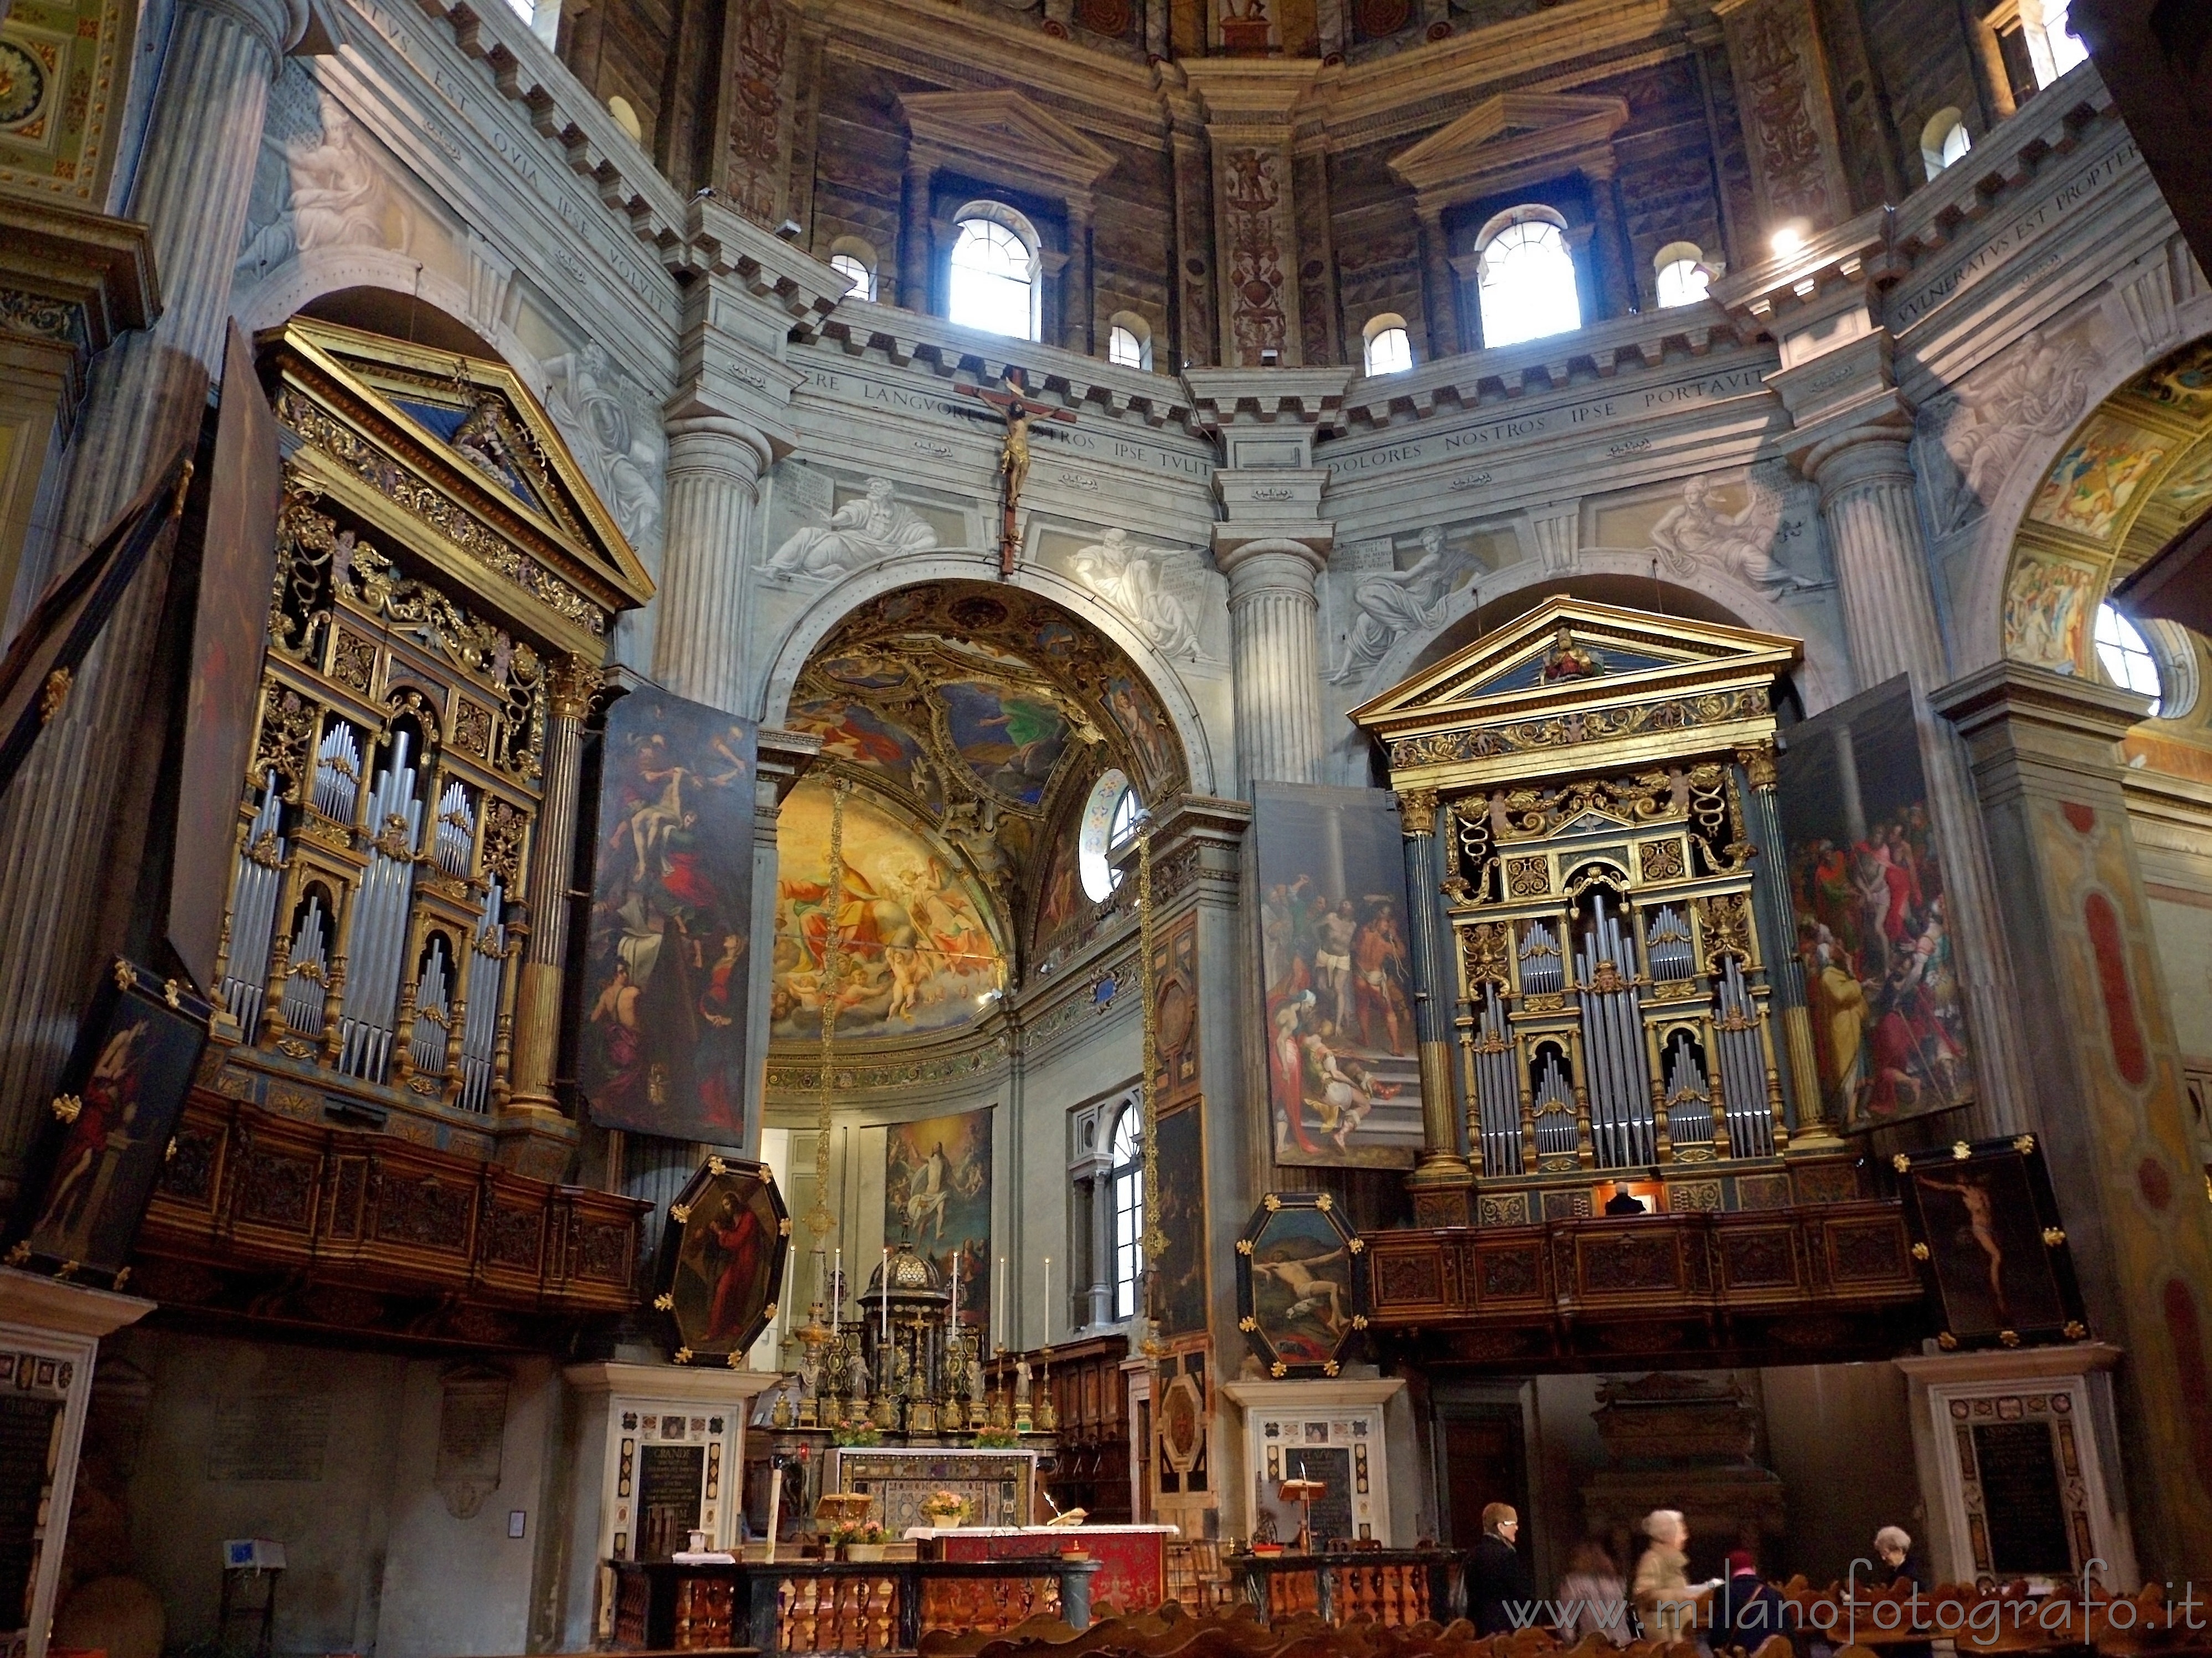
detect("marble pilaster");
top-left (1933, 663), bottom-right (2212, 1577)
top-left (0, 0), bottom-right (307, 1172)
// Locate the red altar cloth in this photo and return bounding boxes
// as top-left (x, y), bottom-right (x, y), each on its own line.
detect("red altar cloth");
top-left (908, 1526), bottom-right (1175, 1614)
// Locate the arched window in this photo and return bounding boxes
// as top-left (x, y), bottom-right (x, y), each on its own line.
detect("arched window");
top-left (606, 96), bottom-right (643, 143)
top-left (948, 204), bottom-right (1040, 341)
top-left (828, 239), bottom-right (878, 302)
top-left (1108, 312), bottom-right (1152, 370)
top-left (1363, 313), bottom-right (1414, 375)
top-left (2095, 602), bottom-right (2163, 714)
top-left (1108, 1104), bottom-right (1143, 1321)
top-left (1079, 769), bottom-right (1134, 903)
top-left (2025, 0), bottom-right (2089, 85)
top-left (1921, 109), bottom-right (1972, 180)
top-left (1476, 207), bottom-right (1581, 349)
top-left (1653, 242), bottom-right (1713, 308)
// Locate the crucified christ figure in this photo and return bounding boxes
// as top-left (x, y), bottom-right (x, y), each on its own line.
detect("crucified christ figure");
top-left (957, 369), bottom-right (1078, 578)
top-left (1920, 1170), bottom-right (2009, 1324)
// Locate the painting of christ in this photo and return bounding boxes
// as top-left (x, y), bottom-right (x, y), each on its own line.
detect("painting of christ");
top-left (7, 961), bottom-right (210, 1285)
top-left (1250, 784), bottom-right (1425, 1169)
top-left (1896, 1137), bottom-right (2085, 1349)
top-left (660, 1160), bottom-right (789, 1360)
top-left (884, 1109), bottom-right (992, 1339)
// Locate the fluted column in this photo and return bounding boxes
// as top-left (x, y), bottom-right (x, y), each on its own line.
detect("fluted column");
top-left (1801, 426), bottom-right (1949, 687)
top-left (1398, 788), bottom-right (1472, 1224)
top-left (1218, 537), bottom-right (1328, 789)
top-left (1799, 420), bottom-right (2031, 1131)
top-left (652, 414), bottom-right (767, 715)
top-left (0, 0), bottom-right (305, 1168)
top-left (506, 656), bottom-right (596, 1116)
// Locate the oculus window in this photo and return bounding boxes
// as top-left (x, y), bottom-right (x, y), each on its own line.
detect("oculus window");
top-left (2095, 603), bottom-right (2163, 715)
top-left (1476, 208), bottom-right (1581, 349)
top-left (949, 206), bottom-right (1040, 341)
top-left (1079, 769), bottom-right (1136, 903)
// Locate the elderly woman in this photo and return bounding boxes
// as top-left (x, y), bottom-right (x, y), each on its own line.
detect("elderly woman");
top-left (1633, 1508), bottom-right (1703, 1641)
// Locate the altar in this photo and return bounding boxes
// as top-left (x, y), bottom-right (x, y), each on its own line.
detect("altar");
top-left (906, 1525), bottom-right (1178, 1614)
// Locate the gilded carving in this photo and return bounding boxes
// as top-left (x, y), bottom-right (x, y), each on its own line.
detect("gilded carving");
top-left (1388, 688), bottom-right (1769, 769)
top-left (1396, 788), bottom-right (1437, 835)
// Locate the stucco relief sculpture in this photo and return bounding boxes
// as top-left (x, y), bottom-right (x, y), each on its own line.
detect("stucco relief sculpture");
top-left (1332, 528), bottom-right (1452, 683)
top-left (542, 343), bottom-right (664, 550)
top-left (1071, 528), bottom-right (1203, 659)
top-left (1651, 470), bottom-right (1823, 594)
top-left (236, 83), bottom-right (399, 279)
top-left (768, 479), bottom-right (940, 578)
top-left (1914, 329), bottom-right (2095, 536)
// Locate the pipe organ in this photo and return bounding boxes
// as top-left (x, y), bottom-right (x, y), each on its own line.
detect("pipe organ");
top-left (1353, 600), bottom-right (1833, 1223)
top-left (209, 318), bottom-right (651, 1141)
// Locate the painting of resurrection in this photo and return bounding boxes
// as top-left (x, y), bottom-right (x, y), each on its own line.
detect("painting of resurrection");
top-left (1252, 784), bottom-right (1424, 1168)
top-left (883, 1108), bottom-right (992, 1338)
top-left (1776, 677), bottom-right (1975, 1130)
top-left (579, 685), bottom-right (758, 1141)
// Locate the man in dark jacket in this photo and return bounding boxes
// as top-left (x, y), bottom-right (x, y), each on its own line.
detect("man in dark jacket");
top-left (1471, 1503), bottom-right (1533, 1635)
top-left (1713, 1550), bottom-right (1797, 1655)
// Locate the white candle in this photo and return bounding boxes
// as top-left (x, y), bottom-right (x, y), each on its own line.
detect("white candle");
top-left (765, 1465), bottom-right (783, 1564)
top-left (996, 1253), bottom-right (1006, 1347)
top-left (881, 1245), bottom-right (891, 1342)
top-left (1043, 1255), bottom-right (1051, 1348)
top-left (833, 1246), bottom-right (842, 1314)
top-left (951, 1252), bottom-right (961, 1327)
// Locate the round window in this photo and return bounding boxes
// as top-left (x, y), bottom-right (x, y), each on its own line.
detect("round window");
top-left (1078, 769), bottom-right (1133, 902)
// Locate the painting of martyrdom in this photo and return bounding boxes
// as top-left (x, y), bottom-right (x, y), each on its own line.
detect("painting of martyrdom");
top-left (1776, 677), bottom-right (1975, 1131)
top-left (1234, 1193), bottom-right (1363, 1377)
top-left (2027, 416), bottom-right (2170, 543)
top-left (1895, 1137), bottom-right (2085, 1348)
top-left (579, 685), bottom-right (757, 1142)
top-left (2003, 552), bottom-right (2098, 672)
top-left (6, 961), bottom-right (210, 1285)
top-left (1151, 1104), bottom-right (1208, 1337)
top-left (1252, 783), bottom-right (1424, 1170)
top-left (884, 1109), bottom-right (992, 1338)
top-left (658, 1159), bottom-right (790, 1360)
top-left (772, 782), bottom-right (1002, 1041)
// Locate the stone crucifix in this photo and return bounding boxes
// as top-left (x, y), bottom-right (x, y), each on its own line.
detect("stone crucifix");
top-left (958, 369), bottom-right (1077, 578)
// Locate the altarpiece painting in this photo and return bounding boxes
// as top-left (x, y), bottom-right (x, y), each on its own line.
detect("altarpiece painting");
top-left (884, 1108), bottom-right (992, 1337)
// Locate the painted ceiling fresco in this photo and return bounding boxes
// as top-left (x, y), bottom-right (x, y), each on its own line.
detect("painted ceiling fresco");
top-left (2005, 338), bottom-right (2212, 715)
top-left (777, 581), bottom-right (1186, 1043)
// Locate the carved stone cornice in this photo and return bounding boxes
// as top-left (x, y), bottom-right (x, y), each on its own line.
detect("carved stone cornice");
top-left (0, 198), bottom-right (156, 429)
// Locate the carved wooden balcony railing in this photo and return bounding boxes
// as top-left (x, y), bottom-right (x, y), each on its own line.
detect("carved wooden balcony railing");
top-left (130, 1088), bottom-right (648, 1349)
top-left (1360, 1203), bottom-right (1927, 1369)
top-left (1229, 1549), bottom-right (1466, 1629)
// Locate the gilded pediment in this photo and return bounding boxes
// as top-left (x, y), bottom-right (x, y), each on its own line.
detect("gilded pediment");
top-left (261, 316), bottom-right (654, 655)
top-left (898, 89), bottom-right (1119, 195)
top-left (1388, 92), bottom-right (1631, 208)
top-left (1348, 596), bottom-right (1801, 786)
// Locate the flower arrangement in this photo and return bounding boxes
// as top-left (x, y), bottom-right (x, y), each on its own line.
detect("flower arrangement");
top-left (917, 1489), bottom-right (971, 1526)
top-left (831, 1423), bottom-right (883, 1447)
top-left (828, 1520), bottom-right (888, 1546)
top-left (971, 1425), bottom-right (1020, 1449)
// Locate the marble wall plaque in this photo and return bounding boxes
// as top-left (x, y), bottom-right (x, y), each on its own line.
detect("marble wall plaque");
top-left (206, 1389), bottom-right (331, 1483)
